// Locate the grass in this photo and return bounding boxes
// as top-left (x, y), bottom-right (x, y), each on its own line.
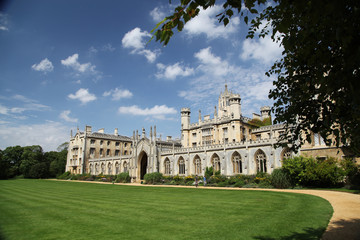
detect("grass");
top-left (0, 179), bottom-right (333, 240)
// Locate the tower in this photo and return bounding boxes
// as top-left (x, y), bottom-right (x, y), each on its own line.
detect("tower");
top-left (181, 108), bottom-right (191, 147)
top-left (260, 106), bottom-right (271, 120)
top-left (229, 93), bottom-right (241, 119)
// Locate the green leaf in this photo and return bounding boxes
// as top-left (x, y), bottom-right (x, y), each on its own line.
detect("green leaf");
top-left (223, 18), bottom-right (229, 26)
top-left (177, 21), bottom-right (184, 32)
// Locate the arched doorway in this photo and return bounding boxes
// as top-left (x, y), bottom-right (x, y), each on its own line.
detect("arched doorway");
top-left (139, 152), bottom-right (148, 180)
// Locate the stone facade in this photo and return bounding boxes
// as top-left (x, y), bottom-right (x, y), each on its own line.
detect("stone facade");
top-left (66, 85), bottom-right (355, 180)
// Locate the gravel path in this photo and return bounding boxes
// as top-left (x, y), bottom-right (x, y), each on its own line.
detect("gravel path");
top-left (56, 180), bottom-right (360, 239)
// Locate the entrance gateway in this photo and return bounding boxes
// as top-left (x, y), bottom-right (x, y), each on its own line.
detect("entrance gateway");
top-left (139, 151), bottom-right (148, 180)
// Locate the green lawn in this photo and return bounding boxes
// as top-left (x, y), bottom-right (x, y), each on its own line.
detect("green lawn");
top-left (0, 180), bottom-right (332, 240)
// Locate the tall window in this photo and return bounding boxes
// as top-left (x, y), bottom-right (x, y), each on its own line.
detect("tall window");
top-left (123, 162), bottom-right (128, 173)
top-left (211, 154), bottom-right (220, 172)
top-left (115, 162), bottom-right (119, 174)
top-left (164, 159), bottom-right (171, 175)
top-left (108, 163), bottom-right (112, 175)
top-left (101, 163), bottom-right (105, 173)
top-left (89, 164), bottom-right (93, 175)
top-left (255, 150), bottom-right (267, 173)
top-left (232, 152), bottom-right (242, 174)
top-left (194, 156), bottom-right (201, 175)
top-left (178, 157), bottom-right (185, 175)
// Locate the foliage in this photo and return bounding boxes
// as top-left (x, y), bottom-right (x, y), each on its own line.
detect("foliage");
top-left (248, 117), bottom-right (272, 128)
top-left (270, 168), bottom-right (292, 189)
top-left (116, 172), bottom-right (131, 183)
top-left (57, 171), bottom-right (71, 180)
top-left (282, 156), bottom-right (356, 188)
top-left (144, 172), bottom-right (163, 184)
top-left (0, 144), bottom-right (67, 179)
top-left (152, 0), bottom-right (360, 155)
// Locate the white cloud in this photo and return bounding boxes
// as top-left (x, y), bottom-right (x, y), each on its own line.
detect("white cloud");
top-left (0, 121), bottom-right (70, 152)
top-left (0, 13), bottom-right (9, 31)
top-left (68, 88), bottom-right (97, 105)
top-left (103, 88), bottom-right (133, 101)
top-left (155, 62), bottom-right (194, 80)
top-left (61, 54), bottom-right (101, 80)
top-left (59, 110), bottom-right (78, 123)
top-left (184, 5), bottom-right (240, 40)
top-left (0, 104), bottom-right (8, 115)
top-left (150, 7), bottom-right (166, 22)
top-left (118, 105), bottom-right (177, 119)
top-left (241, 35), bottom-right (283, 64)
top-left (102, 43), bottom-right (115, 52)
top-left (178, 47), bottom-right (274, 117)
top-left (31, 58), bottom-right (54, 73)
top-left (122, 27), bottom-right (159, 63)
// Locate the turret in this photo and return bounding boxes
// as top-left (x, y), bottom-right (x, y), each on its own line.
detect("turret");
top-left (260, 106), bottom-right (271, 120)
top-left (229, 93), bottom-right (241, 119)
top-left (181, 108), bottom-right (191, 130)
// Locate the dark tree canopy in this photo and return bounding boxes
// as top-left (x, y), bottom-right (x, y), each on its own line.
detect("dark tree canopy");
top-left (153, 0), bottom-right (360, 154)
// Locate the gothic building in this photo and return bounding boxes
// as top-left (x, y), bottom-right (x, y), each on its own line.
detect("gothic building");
top-left (66, 85), bottom-right (351, 181)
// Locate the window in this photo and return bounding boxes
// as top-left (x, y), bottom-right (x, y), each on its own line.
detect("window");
top-left (115, 150), bottom-right (120, 156)
top-left (314, 133), bottom-right (325, 146)
top-left (90, 139), bottom-right (95, 145)
top-left (124, 150), bottom-right (128, 155)
top-left (192, 142), bottom-right (197, 147)
top-left (255, 150), bottom-right (267, 173)
top-left (90, 148), bottom-right (95, 156)
top-left (192, 132), bottom-right (196, 137)
top-left (115, 142), bottom-right (120, 146)
top-left (164, 159), bottom-right (171, 175)
top-left (256, 134), bottom-right (261, 140)
top-left (211, 155), bottom-right (220, 172)
top-left (107, 141), bottom-right (110, 146)
top-left (223, 127), bottom-right (228, 134)
top-left (194, 156), bottom-right (201, 175)
top-left (123, 162), bottom-right (128, 172)
top-left (115, 162), bottom-right (119, 174)
top-left (108, 163), bottom-right (112, 174)
top-left (178, 158), bottom-right (185, 175)
top-left (100, 140), bottom-right (103, 146)
top-left (281, 148), bottom-right (291, 161)
top-left (100, 149), bottom-right (103, 156)
top-left (106, 149), bottom-right (110, 156)
top-left (232, 152), bottom-right (242, 174)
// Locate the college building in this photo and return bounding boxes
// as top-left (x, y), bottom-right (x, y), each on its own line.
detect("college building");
top-left (66, 85), bottom-right (354, 181)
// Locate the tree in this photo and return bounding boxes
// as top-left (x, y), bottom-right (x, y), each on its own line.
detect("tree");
top-left (152, 0), bottom-right (360, 154)
top-left (1, 145), bottom-right (24, 178)
top-left (19, 145), bottom-right (44, 178)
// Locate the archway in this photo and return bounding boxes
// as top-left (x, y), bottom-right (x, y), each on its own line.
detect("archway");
top-left (139, 152), bottom-right (148, 180)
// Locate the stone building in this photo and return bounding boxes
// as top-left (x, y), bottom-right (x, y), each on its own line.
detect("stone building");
top-left (66, 85), bottom-right (355, 181)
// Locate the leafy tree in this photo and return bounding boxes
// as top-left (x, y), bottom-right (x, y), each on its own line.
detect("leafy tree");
top-left (19, 145), bottom-right (44, 178)
top-left (57, 142), bottom-right (69, 152)
top-left (152, 0), bottom-right (360, 155)
top-left (1, 145), bottom-right (24, 178)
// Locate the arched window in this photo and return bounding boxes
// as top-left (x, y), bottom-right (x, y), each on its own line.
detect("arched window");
top-left (115, 162), bottom-right (119, 174)
top-left (164, 158), bottom-right (171, 175)
top-left (95, 163), bottom-right (99, 175)
top-left (123, 161), bottom-right (128, 173)
top-left (89, 164), bottom-right (93, 175)
top-left (281, 148), bottom-right (292, 161)
top-left (101, 163), bottom-right (105, 174)
top-left (211, 154), bottom-right (221, 172)
top-left (232, 152), bottom-right (242, 174)
top-left (194, 156), bottom-right (201, 175)
top-left (178, 157), bottom-right (185, 175)
top-left (255, 150), bottom-right (267, 173)
top-left (108, 162), bottom-right (112, 175)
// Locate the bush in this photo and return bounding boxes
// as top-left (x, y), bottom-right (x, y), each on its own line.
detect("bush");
top-left (57, 171), bottom-right (71, 179)
top-left (271, 168), bottom-right (292, 189)
top-left (144, 172), bottom-right (163, 184)
top-left (116, 172), bottom-right (130, 183)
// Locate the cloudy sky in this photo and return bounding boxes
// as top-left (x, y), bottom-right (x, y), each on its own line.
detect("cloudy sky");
top-left (0, 0), bottom-right (282, 151)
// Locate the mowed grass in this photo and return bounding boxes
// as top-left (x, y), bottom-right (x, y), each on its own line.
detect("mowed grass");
top-left (0, 180), bottom-right (332, 240)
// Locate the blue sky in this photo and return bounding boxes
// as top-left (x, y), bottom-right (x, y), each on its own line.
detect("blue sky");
top-left (0, 0), bottom-right (282, 151)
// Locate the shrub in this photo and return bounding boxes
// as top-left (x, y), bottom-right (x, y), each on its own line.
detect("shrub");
top-left (271, 168), bottom-right (292, 189)
top-left (116, 172), bottom-right (130, 183)
top-left (57, 171), bottom-right (71, 179)
top-left (144, 172), bottom-right (163, 184)
top-left (233, 180), bottom-right (245, 188)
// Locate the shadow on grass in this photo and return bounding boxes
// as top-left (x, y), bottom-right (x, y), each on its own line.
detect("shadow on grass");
top-left (254, 219), bottom-right (360, 240)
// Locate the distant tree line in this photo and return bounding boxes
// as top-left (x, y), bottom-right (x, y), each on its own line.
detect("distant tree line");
top-left (0, 143), bottom-right (68, 180)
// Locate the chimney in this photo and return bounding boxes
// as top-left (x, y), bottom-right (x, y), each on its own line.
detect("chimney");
top-left (114, 128), bottom-right (118, 135)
